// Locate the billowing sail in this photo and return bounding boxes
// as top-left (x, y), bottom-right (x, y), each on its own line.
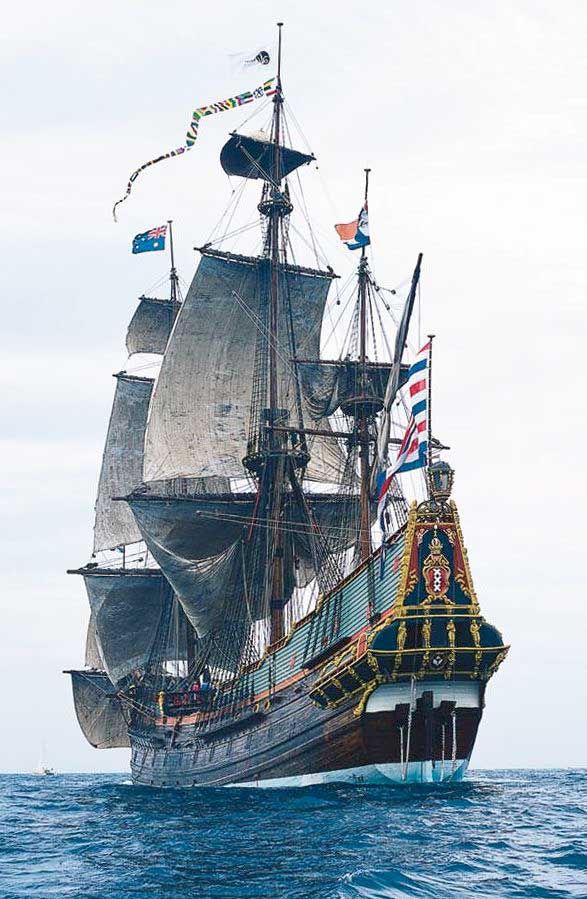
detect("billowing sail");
top-left (220, 133), bottom-right (314, 181)
top-left (299, 360), bottom-right (405, 420)
top-left (82, 570), bottom-right (170, 685)
top-left (84, 613), bottom-right (103, 669)
top-left (128, 495), bottom-right (266, 639)
top-left (133, 538), bottom-right (253, 638)
top-left (128, 493), bottom-right (257, 562)
top-left (126, 491), bottom-right (361, 638)
top-left (298, 362), bottom-right (341, 419)
top-left (93, 374), bottom-right (154, 552)
top-left (126, 296), bottom-right (179, 356)
top-left (142, 251), bottom-right (344, 484)
top-left (69, 670), bottom-right (130, 749)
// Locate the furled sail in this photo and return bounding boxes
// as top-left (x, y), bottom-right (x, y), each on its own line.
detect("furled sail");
top-left (82, 570), bottom-right (170, 685)
top-left (220, 133), bottom-right (314, 181)
top-left (69, 670), bottom-right (130, 749)
top-left (143, 251), bottom-right (344, 484)
top-left (84, 612), bottom-right (104, 669)
top-left (141, 476), bottom-right (231, 497)
top-left (126, 296), bottom-right (180, 356)
top-left (93, 373), bottom-right (154, 553)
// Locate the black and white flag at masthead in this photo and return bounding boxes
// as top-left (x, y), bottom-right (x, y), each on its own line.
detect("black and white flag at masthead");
top-left (229, 44), bottom-right (276, 74)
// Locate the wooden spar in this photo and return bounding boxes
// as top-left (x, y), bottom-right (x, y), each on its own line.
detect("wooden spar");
top-left (271, 425), bottom-right (356, 440)
top-left (294, 358), bottom-right (393, 367)
top-left (357, 168), bottom-right (372, 563)
top-left (268, 425), bottom-right (449, 450)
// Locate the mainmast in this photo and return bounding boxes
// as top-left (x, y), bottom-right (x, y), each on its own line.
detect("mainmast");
top-left (268, 23), bottom-right (284, 419)
top-left (247, 21), bottom-right (290, 645)
top-left (357, 169), bottom-right (372, 562)
top-left (268, 23), bottom-right (285, 643)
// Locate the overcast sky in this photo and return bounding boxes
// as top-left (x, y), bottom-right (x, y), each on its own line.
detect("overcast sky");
top-left (1, 0), bottom-right (585, 773)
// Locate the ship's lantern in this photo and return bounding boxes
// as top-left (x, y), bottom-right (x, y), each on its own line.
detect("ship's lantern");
top-left (428, 460), bottom-right (454, 501)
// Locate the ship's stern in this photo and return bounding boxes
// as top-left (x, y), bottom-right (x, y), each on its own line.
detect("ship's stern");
top-left (310, 500), bottom-right (508, 784)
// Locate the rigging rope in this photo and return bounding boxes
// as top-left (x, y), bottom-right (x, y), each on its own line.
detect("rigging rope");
top-left (452, 710), bottom-right (457, 776)
top-left (403, 676), bottom-right (416, 782)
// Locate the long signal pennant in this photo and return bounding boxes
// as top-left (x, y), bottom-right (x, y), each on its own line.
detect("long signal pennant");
top-left (375, 340), bottom-right (431, 527)
top-left (112, 78), bottom-right (277, 221)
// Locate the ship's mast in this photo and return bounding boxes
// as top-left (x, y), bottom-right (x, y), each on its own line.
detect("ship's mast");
top-left (266, 23), bottom-right (287, 643)
top-left (357, 169), bottom-right (372, 562)
top-left (268, 23), bottom-right (284, 427)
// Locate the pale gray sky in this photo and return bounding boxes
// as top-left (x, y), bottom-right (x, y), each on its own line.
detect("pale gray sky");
top-left (1, 0), bottom-right (585, 772)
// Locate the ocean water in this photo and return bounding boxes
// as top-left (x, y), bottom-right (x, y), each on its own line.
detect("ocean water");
top-left (0, 770), bottom-right (585, 898)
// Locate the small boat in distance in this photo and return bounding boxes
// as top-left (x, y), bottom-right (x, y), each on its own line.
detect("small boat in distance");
top-left (33, 764), bottom-right (56, 777)
top-left (33, 746), bottom-right (56, 776)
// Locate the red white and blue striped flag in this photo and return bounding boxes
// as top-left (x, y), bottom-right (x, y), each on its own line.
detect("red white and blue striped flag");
top-left (375, 340), bottom-right (430, 525)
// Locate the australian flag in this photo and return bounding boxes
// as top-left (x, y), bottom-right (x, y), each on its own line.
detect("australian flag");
top-left (132, 225), bottom-right (167, 254)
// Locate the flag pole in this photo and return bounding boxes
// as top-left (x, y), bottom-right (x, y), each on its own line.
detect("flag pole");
top-left (426, 334), bottom-right (435, 495)
top-left (167, 219), bottom-right (178, 304)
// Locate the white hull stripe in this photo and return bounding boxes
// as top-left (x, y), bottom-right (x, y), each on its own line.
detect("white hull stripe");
top-left (227, 758), bottom-right (469, 789)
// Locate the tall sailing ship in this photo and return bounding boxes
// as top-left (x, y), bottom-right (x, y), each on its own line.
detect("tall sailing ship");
top-left (67, 30), bottom-right (508, 786)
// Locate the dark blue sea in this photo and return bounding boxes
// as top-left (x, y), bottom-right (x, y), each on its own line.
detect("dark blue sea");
top-left (0, 770), bottom-right (585, 898)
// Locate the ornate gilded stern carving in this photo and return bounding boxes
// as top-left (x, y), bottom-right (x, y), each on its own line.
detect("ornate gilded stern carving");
top-left (470, 618), bottom-right (482, 678)
top-left (364, 498), bottom-right (508, 688)
top-left (445, 619), bottom-right (456, 679)
top-left (422, 529), bottom-right (453, 605)
top-left (391, 620), bottom-right (407, 680)
top-left (450, 502), bottom-right (480, 614)
top-left (310, 499), bottom-right (508, 713)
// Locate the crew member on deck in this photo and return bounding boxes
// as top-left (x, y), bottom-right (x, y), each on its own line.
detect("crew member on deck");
top-left (201, 666), bottom-right (212, 700)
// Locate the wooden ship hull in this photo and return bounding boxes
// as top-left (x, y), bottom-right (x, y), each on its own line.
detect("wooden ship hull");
top-left (128, 675), bottom-right (484, 788)
top-left (123, 503), bottom-right (507, 788)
